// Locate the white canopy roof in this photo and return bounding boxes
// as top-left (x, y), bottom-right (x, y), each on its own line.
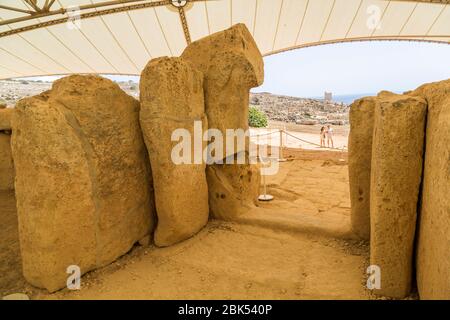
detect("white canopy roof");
top-left (0, 0), bottom-right (449, 79)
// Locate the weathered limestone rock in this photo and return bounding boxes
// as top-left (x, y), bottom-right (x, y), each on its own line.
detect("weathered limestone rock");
top-left (0, 107), bottom-right (13, 130)
top-left (140, 57), bottom-right (209, 247)
top-left (182, 24), bottom-right (264, 219)
top-left (0, 132), bottom-right (14, 190)
top-left (411, 79), bottom-right (450, 300)
top-left (0, 108), bottom-right (14, 190)
top-left (370, 92), bottom-right (427, 298)
top-left (348, 97), bottom-right (376, 240)
top-left (11, 75), bottom-right (155, 292)
top-left (182, 23), bottom-right (264, 158)
top-left (207, 157), bottom-right (260, 220)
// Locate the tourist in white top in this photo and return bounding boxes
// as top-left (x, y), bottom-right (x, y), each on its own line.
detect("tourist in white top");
top-left (326, 125), bottom-right (334, 148)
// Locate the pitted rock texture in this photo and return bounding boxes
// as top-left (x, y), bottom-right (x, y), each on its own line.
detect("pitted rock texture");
top-left (140, 57), bottom-right (209, 247)
top-left (369, 91), bottom-right (426, 298)
top-left (11, 75), bottom-right (155, 292)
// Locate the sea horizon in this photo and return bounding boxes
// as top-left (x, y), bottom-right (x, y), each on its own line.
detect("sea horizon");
top-left (311, 93), bottom-right (376, 105)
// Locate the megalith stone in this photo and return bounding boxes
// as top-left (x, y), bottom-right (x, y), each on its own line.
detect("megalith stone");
top-left (181, 23), bottom-right (264, 158)
top-left (207, 157), bottom-right (260, 220)
top-left (182, 24), bottom-right (264, 219)
top-left (0, 107), bottom-right (13, 130)
top-left (411, 79), bottom-right (450, 300)
top-left (11, 75), bottom-right (155, 292)
top-left (369, 91), bottom-right (427, 298)
top-left (0, 132), bottom-right (14, 190)
top-left (140, 57), bottom-right (209, 247)
top-left (348, 97), bottom-right (376, 240)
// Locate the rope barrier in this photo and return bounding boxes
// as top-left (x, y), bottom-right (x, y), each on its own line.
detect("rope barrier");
top-left (251, 129), bottom-right (348, 152)
top-left (249, 129), bottom-right (281, 138)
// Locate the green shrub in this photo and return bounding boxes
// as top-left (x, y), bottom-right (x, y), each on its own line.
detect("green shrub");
top-left (248, 106), bottom-right (268, 128)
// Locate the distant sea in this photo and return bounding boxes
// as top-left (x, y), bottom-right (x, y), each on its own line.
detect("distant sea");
top-left (311, 93), bottom-right (376, 105)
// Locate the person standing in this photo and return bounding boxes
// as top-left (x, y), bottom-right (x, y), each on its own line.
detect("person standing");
top-left (320, 126), bottom-right (326, 147)
top-left (326, 125), bottom-right (334, 148)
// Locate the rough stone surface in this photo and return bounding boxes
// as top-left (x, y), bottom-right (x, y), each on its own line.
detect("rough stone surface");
top-left (0, 108), bottom-right (13, 130)
top-left (182, 23), bottom-right (264, 158)
top-left (411, 79), bottom-right (450, 300)
top-left (11, 75), bottom-right (155, 292)
top-left (0, 132), bottom-right (14, 190)
top-left (182, 24), bottom-right (263, 220)
top-left (207, 158), bottom-right (260, 220)
top-left (2, 293), bottom-right (29, 300)
top-left (348, 97), bottom-right (376, 240)
top-left (369, 91), bottom-right (427, 298)
top-left (140, 57), bottom-right (209, 247)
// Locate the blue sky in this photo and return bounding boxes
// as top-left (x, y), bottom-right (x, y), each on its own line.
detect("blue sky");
top-left (253, 41), bottom-right (450, 97)
top-left (30, 40), bottom-right (450, 98)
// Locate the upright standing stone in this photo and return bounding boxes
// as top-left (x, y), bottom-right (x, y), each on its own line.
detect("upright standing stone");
top-left (182, 23), bottom-right (264, 158)
top-left (140, 57), bottom-right (209, 247)
top-left (0, 132), bottom-right (14, 190)
top-left (412, 79), bottom-right (450, 300)
top-left (0, 107), bottom-right (13, 130)
top-left (11, 75), bottom-right (155, 292)
top-left (370, 91), bottom-right (427, 298)
top-left (182, 24), bottom-right (264, 220)
top-left (348, 97), bottom-right (376, 240)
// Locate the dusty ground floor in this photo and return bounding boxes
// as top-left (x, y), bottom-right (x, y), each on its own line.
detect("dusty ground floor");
top-left (0, 148), bottom-right (416, 300)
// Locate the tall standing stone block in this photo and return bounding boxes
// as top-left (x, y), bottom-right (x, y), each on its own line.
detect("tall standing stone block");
top-left (0, 107), bottom-right (13, 130)
top-left (182, 24), bottom-right (264, 220)
top-left (140, 57), bottom-right (209, 247)
top-left (348, 97), bottom-right (376, 240)
top-left (182, 23), bottom-right (264, 158)
top-left (0, 108), bottom-right (14, 190)
top-left (412, 80), bottom-right (450, 300)
top-left (11, 75), bottom-right (155, 292)
top-left (370, 92), bottom-right (427, 298)
top-left (0, 132), bottom-right (14, 190)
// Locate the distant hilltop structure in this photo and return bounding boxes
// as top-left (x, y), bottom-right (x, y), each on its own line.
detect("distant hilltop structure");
top-left (324, 91), bottom-right (333, 102)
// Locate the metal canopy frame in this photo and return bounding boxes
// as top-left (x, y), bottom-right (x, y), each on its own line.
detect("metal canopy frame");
top-left (0, 0), bottom-right (448, 79)
top-left (1, 0), bottom-right (449, 45)
top-left (0, 1), bottom-right (196, 44)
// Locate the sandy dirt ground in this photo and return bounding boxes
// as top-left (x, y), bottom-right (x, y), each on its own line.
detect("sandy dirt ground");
top-left (1, 148), bottom-right (418, 300)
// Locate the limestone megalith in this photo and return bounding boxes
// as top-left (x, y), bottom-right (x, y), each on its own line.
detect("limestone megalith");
top-left (140, 57), bottom-right (209, 247)
top-left (369, 92), bottom-right (427, 298)
top-left (0, 132), bottom-right (14, 190)
top-left (348, 97), bottom-right (376, 240)
top-left (411, 79), bottom-right (450, 300)
top-left (0, 107), bottom-right (13, 130)
top-left (182, 23), bottom-right (264, 158)
top-left (207, 157), bottom-right (260, 220)
top-left (182, 24), bottom-right (264, 219)
top-left (11, 75), bottom-right (155, 292)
